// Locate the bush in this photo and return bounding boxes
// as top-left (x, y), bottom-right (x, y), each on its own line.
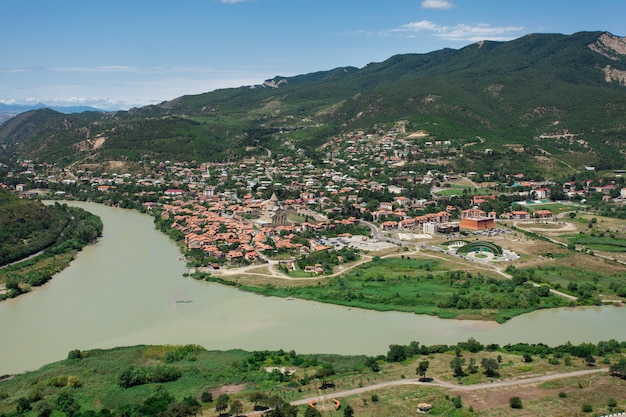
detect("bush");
top-left (67, 375), bottom-right (81, 388)
top-left (558, 392), bottom-right (567, 398)
top-left (118, 365), bottom-right (182, 388)
top-left (67, 349), bottom-right (82, 360)
top-left (201, 391), bottom-right (213, 403)
top-left (50, 376), bottom-right (68, 387)
top-left (509, 396), bottom-right (523, 409)
top-left (581, 404), bottom-right (593, 413)
top-left (452, 396), bottom-right (463, 409)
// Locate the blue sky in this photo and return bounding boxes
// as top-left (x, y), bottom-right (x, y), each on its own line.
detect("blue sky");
top-left (1, 0), bottom-right (624, 110)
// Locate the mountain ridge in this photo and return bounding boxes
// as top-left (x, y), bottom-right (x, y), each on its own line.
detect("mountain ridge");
top-left (1, 31), bottom-right (625, 174)
top-left (0, 103), bottom-right (106, 125)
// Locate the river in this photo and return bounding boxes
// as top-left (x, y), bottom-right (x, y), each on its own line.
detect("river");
top-left (0, 202), bottom-right (623, 375)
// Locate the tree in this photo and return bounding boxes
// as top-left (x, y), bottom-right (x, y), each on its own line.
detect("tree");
top-left (450, 356), bottom-right (466, 378)
top-left (417, 360), bottom-right (430, 380)
top-left (467, 357), bottom-right (478, 374)
top-left (167, 397), bottom-right (201, 417)
top-left (315, 364), bottom-right (336, 387)
top-left (365, 357), bottom-right (380, 372)
top-left (33, 400), bottom-right (53, 417)
top-left (584, 355), bottom-right (596, 366)
top-left (343, 404), bottom-right (354, 417)
top-left (610, 357), bottom-right (626, 378)
top-left (304, 406), bottom-right (322, 417)
top-left (249, 392), bottom-right (268, 409)
top-left (139, 388), bottom-right (174, 417)
top-left (16, 397), bottom-right (32, 413)
top-left (386, 344), bottom-right (407, 362)
top-left (481, 357), bottom-right (500, 377)
top-left (55, 392), bottom-right (80, 417)
top-left (463, 337), bottom-right (484, 353)
top-left (229, 399), bottom-right (243, 417)
top-left (509, 396), bottom-right (523, 409)
top-left (215, 394), bottom-right (230, 415)
top-left (67, 349), bottom-right (82, 360)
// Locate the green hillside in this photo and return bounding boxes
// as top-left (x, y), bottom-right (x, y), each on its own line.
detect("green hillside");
top-left (0, 342), bottom-right (624, 417)
top-left (0, 189), bottom-right (67, 266)
top-left (1, 31), bottom-right (625, 173)
top-left (0, 189), bottom-right (103, 299)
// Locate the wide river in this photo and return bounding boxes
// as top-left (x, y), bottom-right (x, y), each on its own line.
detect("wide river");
top-left (1, 202), bottom-right (624, 375)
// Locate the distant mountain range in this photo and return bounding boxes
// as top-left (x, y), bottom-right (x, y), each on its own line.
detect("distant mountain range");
top-left (0, 103), bottom-right (105, 124)
top-left (1, 31), bottom-right (625, 176)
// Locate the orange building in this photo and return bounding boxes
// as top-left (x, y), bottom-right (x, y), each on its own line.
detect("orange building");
top-left (459, 208), bottom-right (495, 230)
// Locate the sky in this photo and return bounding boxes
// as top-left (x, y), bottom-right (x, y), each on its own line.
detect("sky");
top-left (1, 0), bottom-right (624, 110)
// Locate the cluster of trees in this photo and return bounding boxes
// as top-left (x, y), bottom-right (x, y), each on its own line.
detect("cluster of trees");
top-left (0, 197), bottom-right (70, 266)
top-left (1, 204), bottom-right (103, 300)
top-left (436, 271), bottom-right (564, 311)
top-left (386, 338), bottom-right (626, 367)
top-left (117, 365), bottom-right (182, 388)
top-left (8, 387), bottom-right (201, 417)
top-left (449, 355), bottom-right (501, 378)
top-left (610, 357), bottom-right (626, 378)
top-left (294, 247), bottom-right (358, 274)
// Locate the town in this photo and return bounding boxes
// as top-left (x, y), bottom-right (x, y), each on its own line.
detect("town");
top-left (3, 123), bottom-right (626, 278)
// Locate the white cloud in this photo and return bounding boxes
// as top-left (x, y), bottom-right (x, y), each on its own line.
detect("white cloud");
top-left (399, 20), bottom-right (524, 42)
top-left (421, 0), bottom-right (454, 10)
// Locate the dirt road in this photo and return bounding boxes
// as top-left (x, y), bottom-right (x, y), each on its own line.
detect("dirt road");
top-left (290, 367), bottom-right (609, 405)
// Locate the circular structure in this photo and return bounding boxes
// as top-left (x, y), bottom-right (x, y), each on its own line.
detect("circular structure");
top-left (456, 241), bottom-right (503, 256)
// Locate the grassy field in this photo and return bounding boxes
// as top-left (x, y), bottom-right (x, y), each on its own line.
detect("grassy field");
top-left (218, 255), bottom-right (570, 322)
top-left (0, 343), bottom-right (624, 417)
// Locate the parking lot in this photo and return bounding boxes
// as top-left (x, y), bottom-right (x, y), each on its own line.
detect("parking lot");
top-left (320, 236), bottom-right (397, 252)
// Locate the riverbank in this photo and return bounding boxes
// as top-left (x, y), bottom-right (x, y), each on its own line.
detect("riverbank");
top-left (2, 201), bottom-right (625, 377)
top-left (195, 249), bottom-right (570, 323)
top-left (0, 343), bottom-right (624, 417)
top-left (0, 203), bottom-right (103, 301)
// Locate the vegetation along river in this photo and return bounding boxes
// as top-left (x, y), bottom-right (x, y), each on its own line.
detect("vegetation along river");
top-left (0, 202), bottom-right (623, 375)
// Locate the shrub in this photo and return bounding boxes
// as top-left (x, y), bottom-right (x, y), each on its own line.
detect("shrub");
top-left (201, 391), bottom-right (213, 403)
top-left (509, 396), bottom-right (523, 409)
top-left (67, 375), bottom-right (81, 388)
top-left (16, 397), bottom-right (32, 413)
top-left (67, 349), bottom-right (82, 360)
top-left (558, 392), bottom-right (567, 398)
top-left (452, 396), bottom-right (463, 409)
top-left (50, 376), bottom-right (68, 387)
top-left (118, 366), bottom-right (147, 388)
top-left (581, 404), bottom-right (593, 413)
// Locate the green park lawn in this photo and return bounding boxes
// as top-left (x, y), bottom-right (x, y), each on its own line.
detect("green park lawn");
top-left (236, 257), bottom-right (568, 322)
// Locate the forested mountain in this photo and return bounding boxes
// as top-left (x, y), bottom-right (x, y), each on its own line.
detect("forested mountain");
top-left (1, 31), bottom-right (625, 172)
top-left (0, 103), bottom-right (104, 125)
